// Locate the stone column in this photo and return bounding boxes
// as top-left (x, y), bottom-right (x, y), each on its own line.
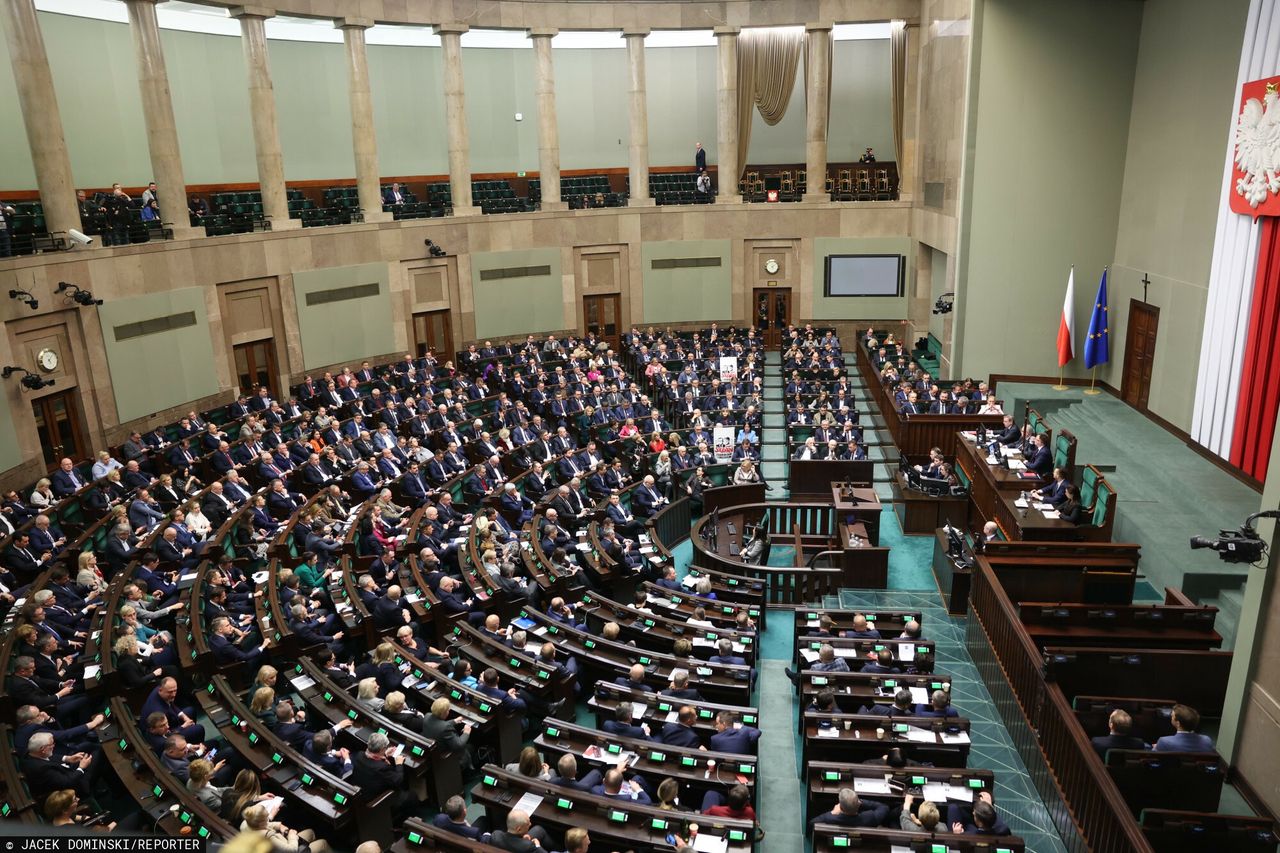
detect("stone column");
top-left (623, 28), bottom-right (651, 206)
top-left (124, 0), bottom-right (201, 239)
top-left (435, 23), bottom-right (476, 216)
top-left (231, 6), bottom-right (297, 230)
top-left (337, 18), bottom-right (390, 223)
top-left (528, 28), bottom-right (563, 210)
top-left (714, 26), bottom-right (740, 203)
top-left (803, 23), bottom-right (833, 203)
top-left (0, 0), bottom-right (81, 239)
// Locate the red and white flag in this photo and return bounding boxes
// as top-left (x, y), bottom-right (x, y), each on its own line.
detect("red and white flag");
top-left (1057, 267), bottom-right (1075, 367)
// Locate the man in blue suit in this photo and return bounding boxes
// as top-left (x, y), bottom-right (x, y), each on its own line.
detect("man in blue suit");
top-left (915, 689), bottom-right (961, 718)
top-left (1154, 704), bottom-right (1216, 752)
top-left (1032, 467), bottom-right (1070, 506)
top-left (947, 793), bottom-right (1012, 836)
top-left (499, 483), bottom-right (534, 525)
top-left (1024, 433), bottom-right (1052, 478)
top-left (50, 458), bottom-right (87, 498)
top-left (350, 462), bottom-right (380, 500)
top-left (659, 706), bottom-right (704, 749)
top-left (709, 711), bottom-right (760, 753)
top-left (548, 754), bottom-right (603, 792)
top-left (400, 461), bottom-right (431, 506)
top-left (603, 705), bottom-right (651, 740)
top-left (1089, 709), bottom-right (1150, 758)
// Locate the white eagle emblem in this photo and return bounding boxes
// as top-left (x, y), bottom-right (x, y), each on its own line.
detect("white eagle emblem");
top-left (1235, 82), bottom-right (1280, 208)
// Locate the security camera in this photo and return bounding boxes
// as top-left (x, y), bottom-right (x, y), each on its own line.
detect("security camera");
top-left (56, 282), bottom-right (103, 306)
top-left (932, 292), bottom-right (955, 315)
top-left (2, 366), bottom-right (54, 391)
top-left (68, 229), bottom-right (93, 247)
top-left (8, 289), bottom-right (37, 310)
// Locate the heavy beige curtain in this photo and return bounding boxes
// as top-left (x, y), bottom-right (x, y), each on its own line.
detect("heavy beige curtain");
top-left (735, 27), bottom-right (804, 180)
top-left (889, 20), bottom-right (907, 163)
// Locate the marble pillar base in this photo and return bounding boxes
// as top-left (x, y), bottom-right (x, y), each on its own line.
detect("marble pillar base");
top-left (628, 197), bottom-right (655, 207)
top-left (169, 224), bottom-right (205, 241)
top-left (539, 201), bottom-right (567, 212)
top-left (716, 194), bottom-right (744, 204)
top-left (449, 205), bottom-right (479, 217)
top-left (269, 216), bottom-right (302, 231)
top-left (803, 191), bottom-right (832, 204)
top-left (363, 210), bottom-right (392, 223)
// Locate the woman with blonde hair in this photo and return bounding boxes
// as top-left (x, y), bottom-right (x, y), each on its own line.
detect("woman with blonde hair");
top-left (45, 789), bottom-right (116, 831)
top-left (187, 758), bottom-right (228, 811)
top-left (900, 795), bottom-right (946, 833)
top-left (241, 803), bottom-right (333, 853)
top-left (185, 500), bottom-right (212, 538)
top-left (249, 687), bottom-right (277, 727)
top-left (249, 665), bottom-right (278, 704)
top-left (30, 478), bottom-right (54, 508)
top-left (77, 551), bottom-right (107, 597)
top-left (221, 769), bottom-right (278, 824)
top-left (355, 677), bottom-right (384, 712)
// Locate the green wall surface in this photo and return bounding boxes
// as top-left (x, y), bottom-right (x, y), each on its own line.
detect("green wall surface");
top-left (163, 29), bottom-right (257, 185)
top-left (928, 245), bottom-right (948, 341)
top-left (41, 12), bottom-right (151, 187)
top-left (812, 236), bottom-right (913, 320)
top-left (1105, 0), bottom-right (1248, 432)
top-left (292, 263), bottom-right (393, 370)
top-left (646, 46), bottom-right (721, 170)
top-left (464, 47), bottom-right (540, 174)
top-left (270, 40), bottom-right (356, 181)
top-left (367, 44), bottom-right (448, 177)
top-left (641, 240), bottom-right (732, 324)
top-left (956, 0), bottom-right (1142, 381)
top-left (554, 48), bottom-right (629, 170)
top-left (96, 288), bottom-right (220, 422)
top-left (0, 395), bottom-right (22, 473)
top-left (471, 249), bottom-right (564, 338)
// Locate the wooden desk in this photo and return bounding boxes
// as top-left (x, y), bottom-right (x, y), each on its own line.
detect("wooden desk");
top-left (793, 608), bottom-right (925, 640)
top-left (588, 682), bottom-right (759, 743)
top-left (1020, 602), bottom-right (1222, 649)
top-left (805, 760), bottom-right (995, 824)
top-left (954, 435), bottom-right (1036, 533)
top-left (1044, 646), bottom-right (1233, 715)
top-left (470, 765), bottom-right (755, 853)
top-left (998, 492), bottom-right (1086, 541)
top-left (789, 460), bottom-right (875, 501)
top-left (798, 672), bottom-right (953, 724)
top-left (533, 719), bottom-right (757, 803)
top-left (1105, 749), bottom-right (1225, 814)
top-left (832, 484), bottom-right (882, 546)
top-left (793, 636), bottom-right (935, 674)
top-left (577, 590), bottom-right (757, 663)
top-left (812, 823), bottom-right (1026, 853)
top-left (838, 522), bottom-right (889, 587)
top-left (891, 470), bottom-right (969, 534)
top-left (800, 711), bottom-right (972, 770)
top-left (931, 527), bottom-right (973, 615)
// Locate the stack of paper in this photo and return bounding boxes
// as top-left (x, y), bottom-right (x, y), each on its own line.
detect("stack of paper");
top-left (901, 729), bottom-right (936, 743)
top-left (816, 727), bottom-right (842, 738)
top-left (940, 731), bottom-right (971, 745)
top-left (909, 687), bottom-right (930, 704)
top-left (512, 792), bottom-right (544, 816)
top-left (853, 777), bottom-right (892, 795)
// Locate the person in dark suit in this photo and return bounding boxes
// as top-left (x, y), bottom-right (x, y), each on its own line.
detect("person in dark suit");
top-left (50, 458), bottom-right (87, 498)
top-left (948, 793), bottom-right (1012, 836)
top-left (603, 705), bottom-right (651, 740)
top-left (695, 142), bottom-right (706, 172)
top-left (421, 697), bottom-right (474, 759)
top-left (303, 728), bottom-right (352, 778)
top-left (862, 688), bottom-right (915, 718)
top-left (861, 648), bottom-right (901, 675)
top-left (661, 669), bottom-right (705, 702)
top-left (915, 689), bottom-right (961, 718)
top-left (350, 733), bottom-right (410, 817)
top-left (1090, 708), bottom-right (1150, 758)
top-left (654, 565), bottom-right (682, 591)
top-left (995, 415), bottom-right (1021, 446)
top-left (548, 753), bottom-right (603, 792)
top-left (490, 809), bottom-right (551, 853)
top-left (659, 706), bottom-right (704, 749)
top-left (1154, 704), bottom-right (1216, 752)
top-left (20, 732), bottom-right (91, 807)
top-left (432, 795), bottom-right (491, 844)
top-left (1024, 433), bottom-right (1052, 477)
top-left (709, 711), bottom-right (760, 753)
top-left (1058, 485), bottom-right (1085, 525)
top-left (141, 677), bottom-right (205, 744)
top-left (812, 789), bottom-right (890, 828)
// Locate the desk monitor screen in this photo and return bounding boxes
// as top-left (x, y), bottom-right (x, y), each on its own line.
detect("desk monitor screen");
top-left (406, 832), bottom-right (424, 845)
top-left (824, 254), bottom-right (904, 297)
top-left (608, 810), bottom-right (627, 823)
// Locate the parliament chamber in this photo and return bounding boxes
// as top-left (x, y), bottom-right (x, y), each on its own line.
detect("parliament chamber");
top-left (1, 0), bottom-right (1280, 852)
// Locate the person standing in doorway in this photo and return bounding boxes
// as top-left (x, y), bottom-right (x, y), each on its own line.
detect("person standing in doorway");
top-left (695, 142), bottom-right (706, 173)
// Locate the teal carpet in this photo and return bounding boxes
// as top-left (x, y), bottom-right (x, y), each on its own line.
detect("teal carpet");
top-left (879, 507), bottom-right (936, 590)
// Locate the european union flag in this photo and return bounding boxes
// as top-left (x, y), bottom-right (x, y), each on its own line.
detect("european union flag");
top-left (1084, 268), bottom-right (1110, 369)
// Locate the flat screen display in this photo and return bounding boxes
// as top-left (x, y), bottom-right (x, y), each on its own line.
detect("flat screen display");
top-left (824, 254), bottom-right (904, 297)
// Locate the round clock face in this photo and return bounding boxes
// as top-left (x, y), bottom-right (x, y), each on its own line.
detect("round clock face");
top-left (37, 348), bottom-right (58, 373)
top-left (765, 259), bottom-right (780, 275)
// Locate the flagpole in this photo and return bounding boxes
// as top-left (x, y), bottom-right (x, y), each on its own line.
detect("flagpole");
top-left (1053, 365), bottom-right (1067, 391)
top-left (1083, 365), bottom-right (1101, 396)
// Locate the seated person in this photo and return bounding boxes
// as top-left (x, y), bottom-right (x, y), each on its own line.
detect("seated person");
top-left (661, 668), bottom-right (705, 702)
top-left (603, 705), bottom-right (651, 740)
top-left (700, 783), bottom-right (755, 821)
top-left (433, 794), bottom-right (491, 843)
top-left (591, 767), bottom-right (651, 803)
top-left (862, 687), bottom-right (915, 717)
top-left (948, 792), bottom-right (1011, 836)
top-left (1032, 467), bottom-right (1071, 506)
top-left (811, 788), bottom-right (889, 828)
top-left (842, 614), bottom-right (880, 639)
top-left (489, 809), bottom-right (551, 853)
top-left (1090, 708), bottom-right (1150, 758)
top-left (709, 710), bottom-right (760, 753)
top-left (915, 689), bottom-right (960, 718)
top-left (862, 648), bottom-right (901, 675)
top-left (784, 643), bottom-right (850, 683)
top-left (1024, 433), bottom-right (1052, 477)
top-left (659, 706), bottom-right (705, 750)
top-left (1057, 484), bottom-right (1086, 525)
top-left (1154, 704), bottom-right (1216, 752)
top-left (549, 753), bottom-right (603, 792)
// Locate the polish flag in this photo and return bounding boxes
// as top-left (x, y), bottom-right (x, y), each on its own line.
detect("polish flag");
top-left (1057, 267), bottom-right (1075, 367)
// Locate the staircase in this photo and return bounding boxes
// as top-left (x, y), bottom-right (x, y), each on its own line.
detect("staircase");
top-left (759, 351), bottom-right (788, 500)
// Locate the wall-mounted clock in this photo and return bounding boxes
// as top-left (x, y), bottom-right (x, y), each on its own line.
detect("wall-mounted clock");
top-left (764, 258), bottom-right (780, 275)
top-left (36, 348), bottom-right (59, 373)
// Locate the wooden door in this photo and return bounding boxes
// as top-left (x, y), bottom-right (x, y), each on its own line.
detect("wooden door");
top-left (412, 309), bottom-right (454, 360)
top-left (753, 287), bottom-right (792, 348)
top-left (233, 340), bottom-right (280, 400)
top-left (583, 294), bottom-right (622, 350)
top-left (1121, 299), bottom-right (1159, 411)
top-left (32, 390), bottom-right (87, 470)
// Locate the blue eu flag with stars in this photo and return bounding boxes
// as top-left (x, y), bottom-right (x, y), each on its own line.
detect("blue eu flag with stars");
top-left (1084, 268), bottom-right (1110, 369)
